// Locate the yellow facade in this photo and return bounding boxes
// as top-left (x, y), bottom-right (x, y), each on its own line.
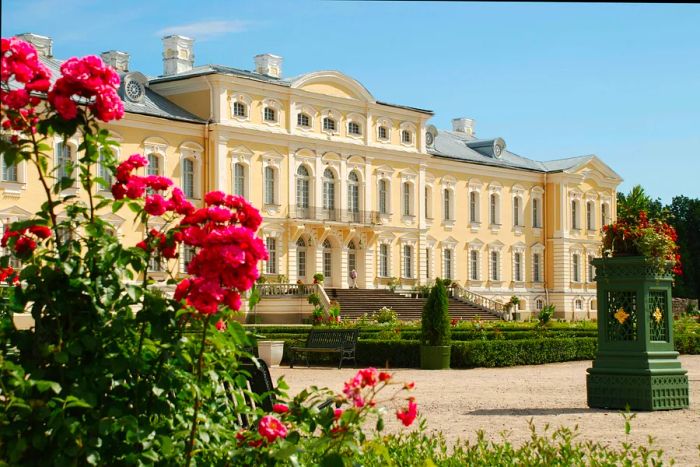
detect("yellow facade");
top-left (0, 34), bottom-right (622, 320)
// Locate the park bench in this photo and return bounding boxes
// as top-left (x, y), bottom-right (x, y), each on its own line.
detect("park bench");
top-left (290, 329), bottom-right (359, 369)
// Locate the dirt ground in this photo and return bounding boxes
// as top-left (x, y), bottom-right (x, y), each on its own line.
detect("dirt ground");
top-left (271, 356), bottom-right (700, 466)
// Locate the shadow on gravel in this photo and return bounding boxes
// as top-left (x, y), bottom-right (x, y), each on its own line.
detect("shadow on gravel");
top-left (468, 408), bottom-right (607, 416)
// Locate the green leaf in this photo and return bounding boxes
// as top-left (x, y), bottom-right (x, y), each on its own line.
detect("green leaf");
top-left (35, 380), bottom-right (62, 394)
top-left (321, 453), bottom-right (344, 467)
top-left (64, 395), bottom-right (93, 409)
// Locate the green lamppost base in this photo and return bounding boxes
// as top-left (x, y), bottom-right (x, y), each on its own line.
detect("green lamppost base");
top-left (586, 257), bottom-right (690, 411)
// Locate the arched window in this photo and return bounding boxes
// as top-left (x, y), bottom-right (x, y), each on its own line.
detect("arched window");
top-left (233, 101), bottom-right (247, 118)
top-left (571, 200), bottom-right (579, 230)
top-left (586, 201), bottom-right (594, 230)
top-left (297, 113), bottom-right (311, 128)
top-left (296, 237), bottom-right (307, 279)
top-left (323, 239), bottom-right (332, 279)
top-left (322, 168), bottom-right (335, 211)
top-left (264, 166), bottom-right (275, 205)
top-left (378, 179), bottom-right (388, 214)
top-left (401, 130), bottom-right (412, 144)
top-left (490, 194), bottom-right (499, 224)
top-left (470, 250), bottom-right (479, 280)
top-left (470, 191), bottom-right (478, 223)
top-left (348, 171), bottom-right (360, 214)
top-left (182, 158), bottom-right (195, 199)
top-left (348, 121), bottom-right (361, 135)
top-left (263, 107), bottom-right (276, 122)
top-left (532, 198), bottom-right (541, 228)
top-left (323, 117), bottom-right (336, 132)
top-left (378, 126), bottom-right (388, 140)
top-left (265, 237), bottom-right (277, 274)
top-left (572, 253), bottom-right (581, 282)
top-left (403, 182), bottom-right (412, 216)
top-left (379, 244), bottom-right (389, 277)
top-left (296, 165), bottom-right (310, 209)
top-left (403, 245), bottom-right (413, 278)
top-left (147, 153), bottom-right (161, 176)
top-left (233, 163), bottom-right (245, 197)
top-left (443, 189), bottom-right (452, 220)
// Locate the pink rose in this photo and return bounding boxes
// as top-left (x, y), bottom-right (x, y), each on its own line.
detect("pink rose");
top-left (258, 415), bottom-right (288, 443)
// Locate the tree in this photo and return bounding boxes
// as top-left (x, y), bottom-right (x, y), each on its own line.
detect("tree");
top-left (421, 279), bottom-right (451, 346)
top-left (617, 185), bottom-right (666, 222)
top-left (668, 196), bottom-right (700, 299)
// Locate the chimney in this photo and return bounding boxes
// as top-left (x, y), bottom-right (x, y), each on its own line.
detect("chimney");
top-left (16, 33), bottom-right (53, 58)
top-left (100, 50), bottom-right (129, 72)
top-left (452, 118), bottom-right (475, 136)
top-left (162, 35), bottom-right (194, 76)
top-left (254, 53), bottom-right (283, 78)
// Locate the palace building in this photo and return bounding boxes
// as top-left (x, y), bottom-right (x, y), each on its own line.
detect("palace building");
top-left (1, 33), bottom-right (622, 320)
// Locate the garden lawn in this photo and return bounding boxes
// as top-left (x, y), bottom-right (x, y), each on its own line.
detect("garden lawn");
top-left (272, 355), bottom-right (700, 466)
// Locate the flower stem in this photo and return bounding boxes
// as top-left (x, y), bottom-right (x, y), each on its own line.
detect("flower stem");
top-left (185, 314), bottom-right (211, 466)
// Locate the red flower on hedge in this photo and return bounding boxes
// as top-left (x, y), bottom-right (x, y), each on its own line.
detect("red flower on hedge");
top-left (257, 415), bottom-right (288, 443)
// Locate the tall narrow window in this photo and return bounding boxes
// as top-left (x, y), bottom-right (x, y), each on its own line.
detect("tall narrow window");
top-left (2, 157), bottom-right (18, 182)
top-left (296, 238), bottom-right (306, 279)
top-left (148, 255), bottom-right (163, 272)
top-left (470, 192), bottom-right (477, 223)
top-left (513, 197), bottom-right (521, 226)
top-left (401, 130), bottom-right (411, 144)
top-left (588, 255), bottom-right (596, 282)
top-left (601, 203), bottom-right (609, 225)
top-left (264, 166), bottom-right (275, 205)
top-left (322, 169), bottom-right (335, 214)
top-left (514, 252), bottom-right (522, 282)
top-left (425, 248), bottom-right (430, 279)
top-left (323, 239), bottom-right (332, 279)
top-left (425, 186), bottom-right (432, 219)
top-left (56, 142), bottom-right (72, 180)
top-left (586, 201), bottom-right (594, 230)
top-left (266, 237), bottom-right (277, 274)
top-left (348, 171), bottom-right (360, 214)
top-left (443, 189), bottom-right (451, 220)
top-left (572, 253), bottom-right (580, 282)
top-left (533, 253), bottom-right (542, 283)
top-left (443, 249), bottom-right (453, 280)
top-left (571, 200), bottom-right (579, 229)
top-left (378, 179), bottom-right (388, 214)
top-left (147, 153), bottom-right (160, 176)
top-left (98, 149), bottom-right (113, 187)
top-left (296, 165), bottom-right (310, 210)
top-left (233, 163), bottom-right (245, 197)
top-left (532, 198), bottom-right (540, 228)
top-left (180, 245), bottom-right (196, 274)
top-left (297, 113), bottom-right (310, 128)
top-left (403, 245), bottom-right (413, 278)
top-left (490, 194), bottom-right (498, 224)
top-left (403, 182), bottom-right (411, 216)
top-left (379, 244), bottom-right (389, 277)
top-left (491, 251), bottom-right (499, 281)
top-left (470, 250), bottom-right (478, 280)
top-left (182, 158), bottom-right (195, 198)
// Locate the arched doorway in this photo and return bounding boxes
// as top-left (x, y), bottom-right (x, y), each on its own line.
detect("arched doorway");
top-left (296, 237), bottom-right (307, 282)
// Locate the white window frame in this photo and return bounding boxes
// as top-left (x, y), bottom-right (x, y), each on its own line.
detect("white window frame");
top-left (180, 143), bottom-right (202, 200)
top-left (378, 242), bottom-right (390, 278)
top-left (264, 165), bottom-right (276, 205)
top-left (261, 98), bottom-right (281, 126)
top-left (572, 252), bottom-right (581, 283)
top-left (265, 236), bottom-right (278, 275)
top-left (470, 249), bottom-right (479, 281)
top-left (513, 250), bottom-right (524, 283)
top-left (230, 93), bottom-right (252, 121)
top-left (403, 244), bottom-right (413, 279)
top-left (443, 248), bottom-right (453, 280)
top-left (399, 122), bottom-right (416, 147)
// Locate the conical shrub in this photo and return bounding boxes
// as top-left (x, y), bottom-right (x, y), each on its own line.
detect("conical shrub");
top-left (421, 279), bottom-right (451, 346)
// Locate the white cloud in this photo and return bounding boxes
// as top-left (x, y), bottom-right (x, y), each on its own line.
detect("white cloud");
top-left (156, 20), bottom-right (249, 40)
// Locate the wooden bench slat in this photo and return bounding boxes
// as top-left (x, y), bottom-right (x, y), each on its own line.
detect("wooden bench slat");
top-left (290, 329), bottom-right (358, 369)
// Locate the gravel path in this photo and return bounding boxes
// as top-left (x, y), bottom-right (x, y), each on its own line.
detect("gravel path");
top-left (271, 356), bottom-right (700, 466)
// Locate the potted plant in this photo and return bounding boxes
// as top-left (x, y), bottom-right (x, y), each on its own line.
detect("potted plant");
top-left (587, 206), bottom-right (688, 410)
top-left (313, 272), bottom-right (324, 284)
top-left (420, 278), bottom-right (451, 369)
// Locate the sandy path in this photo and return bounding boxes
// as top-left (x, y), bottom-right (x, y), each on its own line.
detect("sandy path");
top-left (271, 356), bottom-right (700, 466)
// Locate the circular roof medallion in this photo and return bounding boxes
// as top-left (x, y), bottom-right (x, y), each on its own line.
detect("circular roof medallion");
top-left (425, 131), bottom-right (434, 147)
top-left (125, 80), bottom-right (144, 102)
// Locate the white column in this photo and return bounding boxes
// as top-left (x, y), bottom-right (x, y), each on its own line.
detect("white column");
top-left (340, 246), bottom-right (349, 288)
top-left (314, 156), bottom-right (323, 213)
top-left (288, 240), bottom-right (297, 282)
top-left (216, 138), bottom-right (228, 192)
top-left (418, 164), bottom-right (426, 229)
top-left (288, 147), bottom-right (296, 215)
top-left (364, 156), bottom-right (373, 214)
top-left (339, 155), bottom-right (348, 221)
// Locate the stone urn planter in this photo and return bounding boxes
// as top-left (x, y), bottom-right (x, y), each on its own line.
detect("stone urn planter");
top-left (586, 257), bottom-right (689, 411)
top-left (257, 340), bottom-right (285, 368)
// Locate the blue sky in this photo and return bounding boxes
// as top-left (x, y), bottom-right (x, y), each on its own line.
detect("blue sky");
top-left (4, 1), bottom-right (699, 203)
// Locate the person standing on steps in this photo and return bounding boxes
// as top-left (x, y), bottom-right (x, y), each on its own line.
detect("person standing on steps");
top-left (349, 269), bottom-right (358, 289)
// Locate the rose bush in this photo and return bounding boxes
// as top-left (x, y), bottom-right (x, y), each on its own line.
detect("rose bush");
top-left (0, 37), bottom-right (417, 465)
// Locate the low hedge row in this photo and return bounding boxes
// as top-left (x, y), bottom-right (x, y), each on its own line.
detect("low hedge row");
top-left (269, 333), bottom-right (700, 369)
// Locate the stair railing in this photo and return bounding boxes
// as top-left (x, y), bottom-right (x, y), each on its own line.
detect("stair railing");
top-left (315, 283), bottom-right (332, 312)
top-left (451, 286), bottom-right (510, 320)
top-left (257, 283), bottom-right (314, 297)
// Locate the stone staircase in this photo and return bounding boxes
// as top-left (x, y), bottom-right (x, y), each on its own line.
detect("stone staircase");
top-left (325, 288), bottom-right (500, 322)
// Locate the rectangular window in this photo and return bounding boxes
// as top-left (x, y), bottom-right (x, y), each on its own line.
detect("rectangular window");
top-left (601, 204), bottom-right (608, 225)
top-left (532, 198), bottom-right (540, 228)
top-left (425, 248), bottom-right (430, 279)
top-left (298, 250), bottom-right (306, 279)
top-left (297, 113), bottom-right (310, 127)
top-left (490, 194), bottom-right (498, 224)
top-left (378, 180), bottom-right (387, 214)
top-left (148, 255), bottom-right (163, 273)
top-left (572, 254), bottom-right (580, 282)
top-left (266, 237), bottom-right (277, 275)
top-left (233, 163), bottom-right (245, 197)
top-left (323, 118), bottom-right (336, 131)
top-left (378, 126), bottom-right (387, 140)
top-left (56, 142), bottom-right (72, 180)
top-left (401, 130), bottom-right (411, 144)
top-left (470, 250), bottom-right (478, 281)
top-left (444, 189), bottom-right (451, 220)
top-left (403, 183), bottom-right (411, 216)
top-left (571, 200), bottom-right (579, 229)
top-left (324, 250), bottom-right (332, 278)
top-left (379, 244), bottom-right (389, 277)
top-left (533, 253), bottom-right (541, 283)
top-left (469, 192), bottom-right (477, 223)
top-left (183, 158), bottom-right (195, 198)
top-left (443, 249), bottom-right (452, 280)
top-left (513, 197), bottom-right (520, 226)
top-left (587, 202), bottom-right (594, 230)
top-left (180, 245), bottom-right (196, 274)
top-left (588, 255), bottom-right (596, 282)
top-left (147, 153), bottom-right (160, 176)
top-left (264, 167), bottom-right (275, 205)
top-left (233, 102), bottom-right (246, 117)
top-left (1, 157), bottom-right (18, 182)
top-left (348, 122), bottom-right (361, 135)
top-left (491, 251), bottom-right (499, 281)
top-left (514, 252), bottom-right (522, 282)
top-left (403, 245), bottom-right (412, 278)
top-left (264, 107), bottom-right (276, 122)
top-left (98, 149), bottom-right (113, 188)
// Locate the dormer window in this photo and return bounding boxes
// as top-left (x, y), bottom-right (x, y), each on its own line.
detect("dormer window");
top-left (348, 121), bottom-right (361, 136)
top-left (401, 130), bottom-right (412, 144)
top-left (378, 126), bottom-right (388, 140)
top-left (233, 101), bottom-right (247, 118)
top-left (264, 107), bottom-right (276, 122)
top-left (323, 117), bottom-right (336, 132)
top-left (297, 113), bottom-right (310, 128)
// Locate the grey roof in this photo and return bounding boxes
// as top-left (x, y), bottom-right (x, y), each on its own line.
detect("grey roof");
top-left (429, 130), bottom-right (602, 174)
top-left (150, 65), bottom-right (433, 115)
top-left (30, 56), bottom-right (204, 124)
